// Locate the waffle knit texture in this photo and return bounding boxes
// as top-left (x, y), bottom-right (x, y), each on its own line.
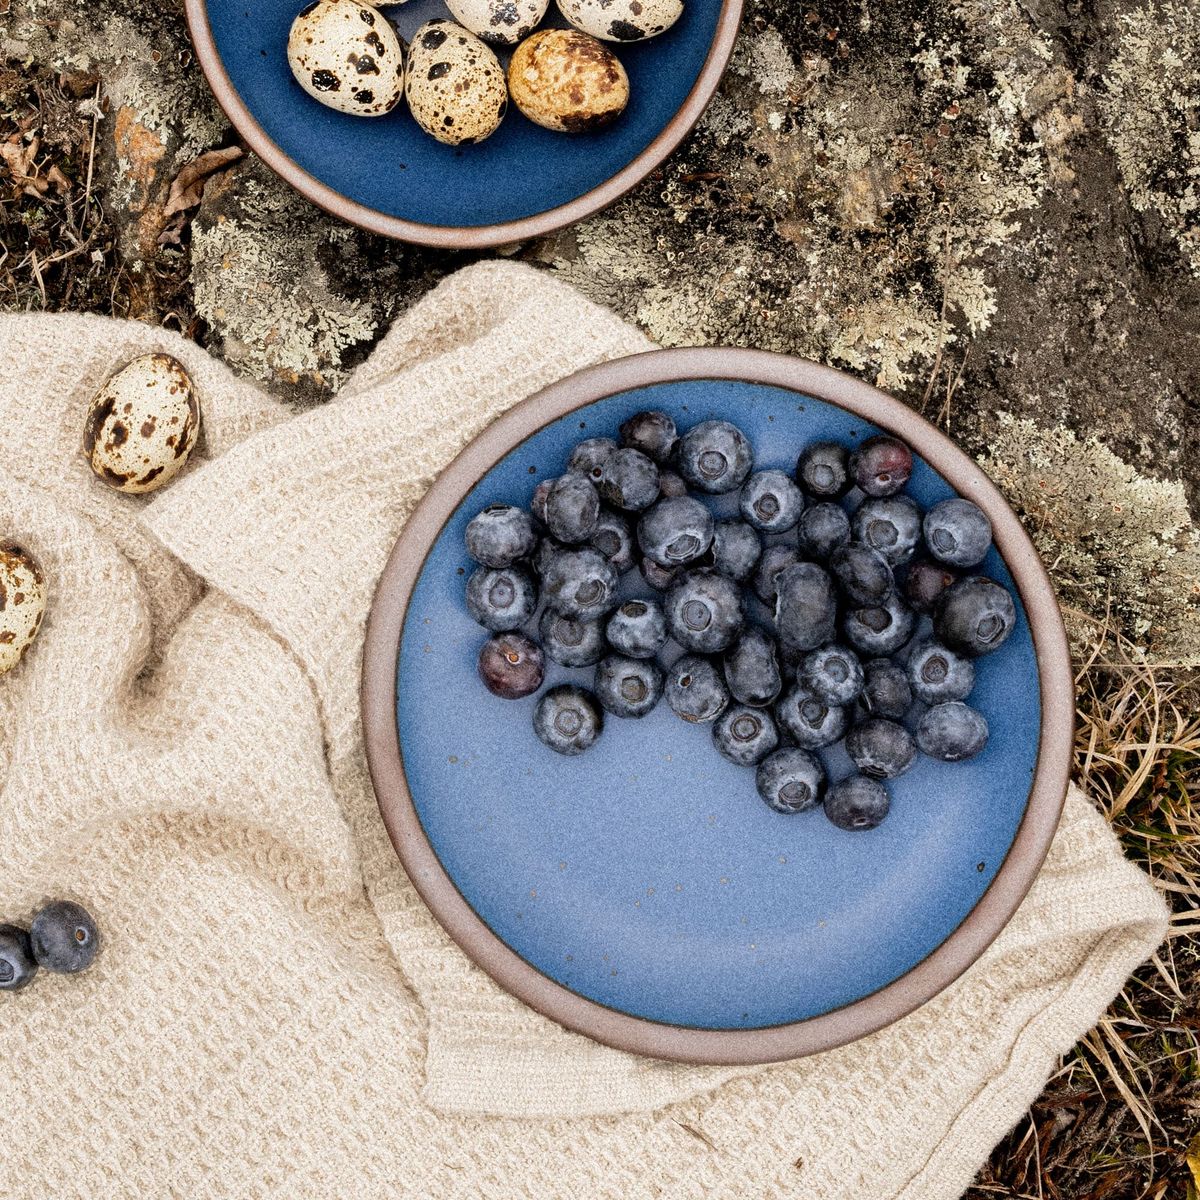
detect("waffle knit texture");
top-left (0, 261), bottom-right (1169, 1199)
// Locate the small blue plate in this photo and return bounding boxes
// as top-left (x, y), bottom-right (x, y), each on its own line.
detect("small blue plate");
top-left (186, 0), bottom-right (742, 246)
top-left (363, 350), bottom-right (1072, 1063)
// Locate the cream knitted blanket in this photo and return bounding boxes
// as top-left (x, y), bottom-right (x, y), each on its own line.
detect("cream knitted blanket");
top-left (0, 261), bottom-right (1168, 1199)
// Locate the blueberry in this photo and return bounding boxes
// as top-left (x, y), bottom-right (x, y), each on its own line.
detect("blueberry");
top-left (466, 564), bottom-right (538, 631)
top-left (619, 410), bottom-right (678, 463)
top-left (532, 536), bottom-right (565, 579)
top-left (568, 437), bottom-right (618, 479)
top-left (924, 498), bottom-right (993, 568)
top-left (751, 544), bottom-right (800, 605)
top-left (666, 655), bottom-right (730, 723)
top-left (710, 519), bottom-right (763, 583)
top-left (775, 680), bottom-right (851, 749)
top-left (713, 705), bottom-right (780, 766)
top-left (799, 643), bottom-right (864, 706)
top-left (533, 685), bottom-right (603, 756)
top-left (638, 496), bottom-right (715, 567)
top-left (30, 901), bottom-right (99, 974)
top-left (852, 495), bottom-right (922, 566)
top-left (907, 638), bottom-right (975, 704)
top-left (598, 447), bottom-right (660, 512)
top-left (846, 718), bottom-right (916, 778)
top-left (796, 441), bottom-right (851, 499)
top-left (478, 632), bottom-right (545, 699)
top-left (606, 599), bottom-right (668, 658)
top-left (677, 420), bottom-right (753, 494)
top-left (796, 502), bottom-right (851, 561)
top-left (739, 470), bottom-right (804, 534)
top-left (723, 627), bottom-right (783, 707)
top-left (465, 504), bottom-right (538, 568)
top-left (851, 435), bottom-right (913, 497)
top-left (905, 558), bottom-right (958, 613)
top-left (530, 478), bottom-right (553, 526)
top-left (544, 472), bottom-right (600, 543)
top-left (824, 775), bottom-right (890, 831)
top-left (665, 570), bottom-right (744, 653)
top-left (0, 924), bottom-right (37, 991)
top-left (829, 543), bottom-right (894, 605)
top-left (594, 654), bottom-right (664, 719)
top-left (640, 556), bottom-right (679, 591)
top-left (934, 576), bottom-right (1017, 657)
top-left (539, 608), bottom-right (606, 666)
top-left (842, 591), bottom-right (915, 657)
top-left (860, 658), bottom-right (913, 720)
top-left (657, 469), bottom-right (689, 498)
top-left (590, 509), bottom-right (636, 572)
top-left (774, 562), bottom-right (838, 655)
top-left (916, 701), bottom-right (989, 761)
top-left (541, 547), bottom-right (617, 618)
top-left (756, 748), bottom-right (826, 814)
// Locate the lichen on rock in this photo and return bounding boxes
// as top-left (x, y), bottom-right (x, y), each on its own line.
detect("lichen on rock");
top-left (978, 413), bottom-right (1200, 661)
top-left (1098, 0), bottom-right (1199, 274)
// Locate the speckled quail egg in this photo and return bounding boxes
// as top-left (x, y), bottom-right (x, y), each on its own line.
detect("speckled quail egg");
top-left (508, 29), bottom-right (629, 132)
top-left (287, 0), bottom-right (407, 117)
top-left (0, 543), bottom-right (46, 675)
top-left (407, 19), bottom-right (508, 145)
top-left (83, 354), bottom-right (201, 495)
top-left (557, 0), bottom-right (682, 41)
top-left (445, 0), bottom-right (550, 45)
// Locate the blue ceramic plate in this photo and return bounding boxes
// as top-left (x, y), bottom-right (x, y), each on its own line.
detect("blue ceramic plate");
top-left (186, 0), bottom-right (742, 246)
top-left (362, 350), bottom-right (1072, 1063)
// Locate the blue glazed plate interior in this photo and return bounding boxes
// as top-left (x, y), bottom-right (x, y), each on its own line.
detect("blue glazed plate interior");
top-left (396, 380), bottom-right (1041, 1030)
top-left (205, 0), bottom-right (723, 228)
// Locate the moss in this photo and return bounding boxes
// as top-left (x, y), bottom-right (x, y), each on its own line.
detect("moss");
top-left (978, 414), bottom-right (1200, 661)
top-left (1098, 0), bottom-right (1199, 274)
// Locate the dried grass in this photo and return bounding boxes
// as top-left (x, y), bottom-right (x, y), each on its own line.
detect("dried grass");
top-left (970, 609), bottom-right (1200, 1200)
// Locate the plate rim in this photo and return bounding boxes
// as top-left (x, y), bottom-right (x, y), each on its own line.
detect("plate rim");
top-left (184, 0), bottom-right (745, 249)
top-left (361, 347), bottom-right (1073, 1065)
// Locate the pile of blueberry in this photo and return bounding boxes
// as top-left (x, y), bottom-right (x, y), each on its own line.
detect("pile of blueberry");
top-left (463, 411), bottom-right (1016, 831)
top-left (0, 900), bottom-right (99, 992)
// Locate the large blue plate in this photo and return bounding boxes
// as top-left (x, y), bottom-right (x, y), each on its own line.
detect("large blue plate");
top-left (363, 350), bottom-right (1072, 1062)
top-left (188, 0), bottom-right (740, 244)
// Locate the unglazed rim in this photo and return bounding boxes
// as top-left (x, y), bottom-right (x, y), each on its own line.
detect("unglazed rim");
top-left (361, 348), bottom-right (1074, 1065)
top-left (184, 0), bottom-right (745, 249)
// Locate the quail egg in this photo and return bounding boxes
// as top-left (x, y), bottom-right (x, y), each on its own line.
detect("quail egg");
top-left (0, 543), bottom-right (46, 675)
top-left (83, 354), bottom-right (201, 495)
top-left (287, 0), bottom-right (407, 117)
top-left (557, 0), bottom-right (683, 41)
top-left (508, 28), bottom-right (629, 133)
top-left (407, 19), bottom-right (509, 145)
top-left (445, 0), bottom-right (550, 45)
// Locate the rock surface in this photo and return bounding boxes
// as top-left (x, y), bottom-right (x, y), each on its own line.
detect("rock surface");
top-left (1, 0), bottom-right (1198, 657)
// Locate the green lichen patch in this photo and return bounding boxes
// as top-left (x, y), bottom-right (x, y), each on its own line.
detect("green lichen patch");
top-left (978, 413), bottom-right (1200, 661)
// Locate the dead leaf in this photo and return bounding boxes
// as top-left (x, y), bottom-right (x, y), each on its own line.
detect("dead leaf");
top-left (0, 136), bottom-right (71, 197)
top-left (45, 163), bottom-right (71, 194)
top-left (162, 145), bottom-right (243, 218)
